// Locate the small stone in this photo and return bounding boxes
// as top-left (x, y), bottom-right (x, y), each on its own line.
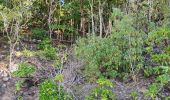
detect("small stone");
top-left (37, 40), bottom-right (41, 42)
top-left (9, 64), bottom-right (18, 73)
top-left (3, 45), bottom-right (7, 49)
top-left (2, 77), bottom-right (9, 82)
top-left (23, 91), bottom-right (29, 96)
top-left (2, 72), bottom-right (8, 77)
top-left (32, 39), bottom-right (36, 42)
top-left (2, 84), bottom-right (6, 88)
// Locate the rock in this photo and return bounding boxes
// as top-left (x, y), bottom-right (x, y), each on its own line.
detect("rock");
top-left (1, 72), bottom-right (8, 77)
top-left (9, 63), bottom-right (18, 73)
top-left (2, 84), bottom-right (7, 88)
top-left (0, 86), bottom-right (5, 96)
top-left (3, 45), bottom-right (7, 49)
top-left (32, 39), bottom-right (36, 42)
top-left (37, 40), bottom-right (41, 42)
top-left (2, 77), bottom-right (9, 82)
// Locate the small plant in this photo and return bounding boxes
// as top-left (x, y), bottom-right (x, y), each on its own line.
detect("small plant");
top-left (16, 49), bottom-right (35, 57)
top-left (37, 38), bottom-right (57, 60)
top-left (86, 78), bottom-right (116, 100)
top-left (17, 96), bottom-right (23, 100)
top-left (156, 74), bottom-right (170, 85)
top-left (39, 46), bottom-right (57, 60)
top-left (144, 83), bottom-right (159, 99)
top-left (12, 62), bottom-right (36, 77)
top-left (38, 38), bottom-right (52, 50)
top-left (54, 74), bottom-right (64, 82)
top-left (130, 91), bottom-right (138, 100)
top-left (15, 80), bottom-right (24, 91)
top-left (31, 28), bottom-right (47, 40)
top-left (38, 79), bottom-right (71, 100)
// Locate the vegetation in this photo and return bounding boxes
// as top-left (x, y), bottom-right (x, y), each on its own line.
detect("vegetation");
top-left (38, 79), bottom-right (72, 100)
top-left (0, 0), bottom-right (169, 99)
top-left (12, 62), bottom-right (36, 77)
top-left (86, 78), bottom-right (116, 100)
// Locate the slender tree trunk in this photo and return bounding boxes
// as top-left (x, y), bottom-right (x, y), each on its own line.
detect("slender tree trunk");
top-left (99, 0), bottom-right (102, 37)
top-left (89, 0), bottom-right (94, 35)
top-left (148, 0), bottom-right (153, 22)
top-left (80, 0), bottom-right (85, 36)
top-left (48, 0), bottom-right (55, 39)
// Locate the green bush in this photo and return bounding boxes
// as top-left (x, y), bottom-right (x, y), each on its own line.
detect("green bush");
top-left (74, 36), bottom-right (121, 80)
top-left (15, 80), bottom-right (24, 91)
top-left (38, 79), bottom-right (72, 100)
top-left (38, 38), bottom-right (52, 50)
top-left (74, 15), bottom-right (144, 81)
top-left (86, 78), bottom-right (115, 100)
top-left (31, 28), bottom-right (47, 40)
top-left (12, 62), bottom-right (36, 77)
top-left (39, 45), bottom-right (57, 60)
top-left (144, 83), bottom-right (159, 99)
top-left (37, 38), bottom-right (57, 60)
top-left (144, 42), bottom-right (170, 100)
top-left (144, 28), bottom-right (170, 77)
top-left (130, 91), bottom-right (138, 100)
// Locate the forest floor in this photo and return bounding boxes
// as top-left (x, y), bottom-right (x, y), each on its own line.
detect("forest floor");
top-left (0, 36), bottom-right (168, 100)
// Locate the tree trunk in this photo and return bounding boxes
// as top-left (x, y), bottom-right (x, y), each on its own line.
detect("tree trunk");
top-left (80, 0), bottom-right (85, 36)
top-left (89, 0), bottom-right (95, 35)
top-left (99, 0), bottom-right (102, 37)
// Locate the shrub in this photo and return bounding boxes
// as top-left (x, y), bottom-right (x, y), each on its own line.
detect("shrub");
top-left (86, 78), bottom-right (115, 100)
top-left (130, 91), bottom-right (138, 100)
top-left (39, 45), bottom-right (57, 60)
top-left (144, 28), bottom-right (170, 77)
top-left (12, 62), bottom-right (36, 77)
top-left (15, 80), bottom-right (24, 91)
top-left (38, 38), bottom-right (52, 50)
top-left (31, 28), bottom-right (47, 40)
top-left (74, 15), bottom-right (144, 81)
top-left (74, 36), bottom-right (121, 80)
top-left (15, 49), bottom-right (36, 57)
top-left (37, 38), bottom-right (57, 60)
top-left (38, 79), bottom-right (72, 100)
top-left (144, 83), bottom-right (159, 99)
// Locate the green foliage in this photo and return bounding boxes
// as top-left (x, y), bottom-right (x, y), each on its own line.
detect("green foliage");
top-left (86, 78), bottom-right (115, 100)
top-left (110, 15), bottom-right (144, 77)
top-left (130, 91), bottom-right (138, 100)
top-left (144, 66), bottom-right (169, 77)
top-left (17, 96), bottom-right (23, 100)
top-left (38, 79), bottom-right (72, 100)
top-left (50, 24), bottom-right (76, 35)
top-left (39, 46), bottom-right (57, 60)
top-left (74, 36), bottom-right (121, 80)
top-left (156, 74), bottom-right (170, 85)
top-left (15, 80), bottom-right (24, 91)
top-left (151, 54), bottom-right (170, 65)
top-left (74, 14), bottom-right (145, 81)
top-left (144, 66), bottom-right (170, 99)
top-left (144, 83), bottom-right (159, 99)
top-left (144, 27), bottom-right (170, 77)
top-left (54, 74), bottom-right (64, 82)
top-left (13, 62), bottom-right (36, 77)
top-left (38, 38), bottom-right (57, 60)
top-left (31, 28), bottom-right (47, 40)
top-left (38, 38), bottom-right (52, 50)
top-left (16, 49), bottom-right (36, 57)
